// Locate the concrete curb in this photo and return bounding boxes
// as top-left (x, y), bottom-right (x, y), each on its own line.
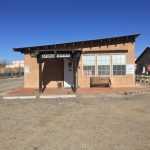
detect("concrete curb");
top-left (40, 95), bottom-right (76, 99)
top-left (2, 95), bottom-right (76, 100)
top-left (2, 90), bottom-right (150, 100)
top-left (3, 96), bottom-right (36, 100)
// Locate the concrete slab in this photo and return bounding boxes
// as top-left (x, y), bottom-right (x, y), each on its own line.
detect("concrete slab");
top-left (3, 96), bottom-right (36, 100)
top-left (40, 95), bottom-right (76, 99)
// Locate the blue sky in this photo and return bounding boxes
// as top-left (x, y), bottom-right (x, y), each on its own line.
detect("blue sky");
top-left (0, 0), bottom-right (150, 62)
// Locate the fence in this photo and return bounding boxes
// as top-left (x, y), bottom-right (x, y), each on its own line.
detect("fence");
top-left (136, 75), bottom-right (150, 87)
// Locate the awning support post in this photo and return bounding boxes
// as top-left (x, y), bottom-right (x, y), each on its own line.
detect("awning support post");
top-left (72, 58), bottom-right (77, 93)
top-left (39, 62), bottom-right (42, 94)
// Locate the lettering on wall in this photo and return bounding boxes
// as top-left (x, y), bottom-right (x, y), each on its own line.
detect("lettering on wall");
top-left (41, 54), bottom-right (71, 59)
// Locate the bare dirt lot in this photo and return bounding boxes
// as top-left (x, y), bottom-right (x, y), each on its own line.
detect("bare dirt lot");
top-left (0, 94), bottom-right (150, 150)
top-left (0, 78), bottom-right (23, 96)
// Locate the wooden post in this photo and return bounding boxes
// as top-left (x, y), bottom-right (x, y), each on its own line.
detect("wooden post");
top-left (73, 58), bottom-right (77, 92)
top-left (39, 62), bottom-right (42, 93)
top-left (72, 52), bottom-right (80, 92)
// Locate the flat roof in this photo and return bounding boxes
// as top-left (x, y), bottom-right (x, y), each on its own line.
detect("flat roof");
top-left (13, 34), bottom-right (140, 53)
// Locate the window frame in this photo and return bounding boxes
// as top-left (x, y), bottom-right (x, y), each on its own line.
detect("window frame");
top-left (82, 53), bottom-right (127, 77)
top-left (97, 55), bottom-right (111, 76)
top-left (112, 54), bottom-right (127, 76)
top-left (98, 65), bottom-right (111, 76)
top-left (82, 54), bottom-right (96, 76)
top-left (113, 65), bottom-right (126, 75)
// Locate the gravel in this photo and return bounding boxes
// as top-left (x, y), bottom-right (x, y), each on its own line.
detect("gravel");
top-left (0, 94), bottom-right (150, 150)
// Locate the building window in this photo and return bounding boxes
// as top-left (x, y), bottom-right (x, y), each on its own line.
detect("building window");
top-left (98, 66), bottom-right (110, 75)
top-left (97, 55), bottom-right (110, 75)
top-left (82, 55), bottom-right (95, 76)
top-left (82, 54), bottom-right (127, 76)
top-left (83, 66), bottom-right (95, 75)
top-left (113, 65), bottom-right (126, 75)
top-left (112, 55), bottom-right (126, 75)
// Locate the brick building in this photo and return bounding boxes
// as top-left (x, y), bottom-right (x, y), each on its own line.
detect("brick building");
top-left (14, 34), bottom-right (139, 92)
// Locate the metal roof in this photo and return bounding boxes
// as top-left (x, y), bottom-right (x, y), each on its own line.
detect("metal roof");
top-left (13, 34), bottom-right (140, 53)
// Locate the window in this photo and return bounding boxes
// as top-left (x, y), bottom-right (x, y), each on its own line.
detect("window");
top-left (82, 54), bottom-right (127, 76)
top-left (83, 66), bottom-right (95, 75)
top-left (83, 55), bottom-right (95, 75)
top-left (98, 66), bottom-right (110, 75)
top-left (112, 55), bottom-right (126, 65)
top-left (113, 65), bottom-right (126, 75)
top-left (97, 55), bottom-right (110, 75)
top-left (112, 55), bottom-right (126, 75)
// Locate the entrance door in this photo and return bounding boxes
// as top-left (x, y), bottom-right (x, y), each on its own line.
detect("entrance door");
top-left (64, 59), bottom-right (74, 88)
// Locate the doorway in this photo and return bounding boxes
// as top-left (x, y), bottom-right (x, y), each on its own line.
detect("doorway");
top-left (64, 59), bottom-right (74, 88)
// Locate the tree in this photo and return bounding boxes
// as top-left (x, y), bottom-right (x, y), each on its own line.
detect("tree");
top-left (0, 59), bottom-right (8, 67)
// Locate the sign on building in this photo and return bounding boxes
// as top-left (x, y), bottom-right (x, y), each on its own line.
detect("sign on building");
top-left (126, 64), bottom-right (135, 74)
top-left (41, 53), bottom-right (71, 59)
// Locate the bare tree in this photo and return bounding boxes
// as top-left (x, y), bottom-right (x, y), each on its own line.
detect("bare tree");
top-left (0, 59), bottom-right (8, 67)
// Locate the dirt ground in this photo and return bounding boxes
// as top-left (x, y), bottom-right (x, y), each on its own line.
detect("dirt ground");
top-left (0, 94), bottom-right (150, 150)
top-left (0, 78), bottom-right (23, 96)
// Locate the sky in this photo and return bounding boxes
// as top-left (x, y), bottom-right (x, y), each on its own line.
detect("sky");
top-left (0, 0), bottom-right (150, 62)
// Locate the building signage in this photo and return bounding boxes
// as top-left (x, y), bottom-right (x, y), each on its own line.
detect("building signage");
top-left (126, 64), bottom-right (135, 74)
top-left (41, 53), bottom-right (71, 59)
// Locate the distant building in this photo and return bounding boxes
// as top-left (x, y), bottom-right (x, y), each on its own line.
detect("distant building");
top-left (0, 64), bottom-right (5, 74)
top-left (135, 47), bottom-right (150, 75)
top-left (6, 60), bottom-right (24, 69)
top-left (1, 60), bottom-right (24, 77)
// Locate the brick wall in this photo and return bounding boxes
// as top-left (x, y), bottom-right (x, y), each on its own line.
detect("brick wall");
top-left (77, 42), bottom-right (135, 87)
top-left (24, 42), bottom-right (135, 89)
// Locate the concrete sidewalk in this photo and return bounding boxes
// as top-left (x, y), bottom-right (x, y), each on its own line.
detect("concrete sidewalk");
top-left (2, 86), bottom-right (150, 100)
